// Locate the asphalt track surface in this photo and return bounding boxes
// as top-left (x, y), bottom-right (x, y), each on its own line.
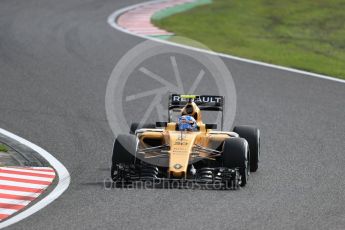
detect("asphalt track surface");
top-left (0, 0), bottom-right (344, 229)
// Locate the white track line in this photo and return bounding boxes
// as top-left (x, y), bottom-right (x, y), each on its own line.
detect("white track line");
top-left (107, 0), bottom-right (345, 84)
top-left (0, 128), bottom-right (70, 229)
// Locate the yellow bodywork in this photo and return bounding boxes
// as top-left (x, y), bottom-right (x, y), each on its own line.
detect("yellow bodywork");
top-left (137, 101), bottom-right (232, 178)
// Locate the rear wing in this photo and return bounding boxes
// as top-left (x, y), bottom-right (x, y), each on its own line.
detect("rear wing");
top-left (169, 94), bottom-right (224, 111)
top-left (168, 94), bottom-right (225, 130)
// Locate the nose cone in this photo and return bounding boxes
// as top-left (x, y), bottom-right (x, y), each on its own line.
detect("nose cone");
top-left (168, 131), bottom-right (198, 178)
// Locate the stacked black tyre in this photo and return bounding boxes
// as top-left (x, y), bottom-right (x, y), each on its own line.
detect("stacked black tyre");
top-left (233, 126), bottom-right (260, 172)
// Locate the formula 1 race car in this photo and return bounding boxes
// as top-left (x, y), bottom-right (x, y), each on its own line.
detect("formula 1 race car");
top-left (111, 94), bottom-right (260, 189)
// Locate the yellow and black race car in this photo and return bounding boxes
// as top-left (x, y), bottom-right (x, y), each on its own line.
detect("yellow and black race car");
top-left (111, 94), bottom-right (260, 189)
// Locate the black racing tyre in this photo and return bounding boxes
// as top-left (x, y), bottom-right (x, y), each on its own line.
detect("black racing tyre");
top-left (222, 138), bottom-right (249, 187)
top-left (130, 123), bottom-right (156, 134)
top-left (111, 134), bottom-right (137, 179)
top-left (233, 126), bottom-right (260, 172)
top-left (112, 134), bottom-right (137, 163)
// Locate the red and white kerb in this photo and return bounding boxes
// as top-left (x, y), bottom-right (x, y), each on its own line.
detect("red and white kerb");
top-left (0, 167), bottom-right (56, 221)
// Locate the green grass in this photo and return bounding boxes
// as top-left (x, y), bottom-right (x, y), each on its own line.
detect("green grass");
top-left (0, 144), bottom-right (8, 152)
top-left (153, 0), bottom-right (345, 79)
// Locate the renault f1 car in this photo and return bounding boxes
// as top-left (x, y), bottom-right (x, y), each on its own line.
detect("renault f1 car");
top-left (111, 94), bottom-right (260, 189)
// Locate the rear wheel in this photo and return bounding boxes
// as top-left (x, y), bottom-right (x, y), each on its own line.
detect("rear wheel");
top-left (233, 126), bottom-right (260, 172)
top-left (222, 138), bottom-right (249, 187)
top-left (130, 123), bottom-right (156, 134)
top-left (111, 134), bottom-right (137, 180)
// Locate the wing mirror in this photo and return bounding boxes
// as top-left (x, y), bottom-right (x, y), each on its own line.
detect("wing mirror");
top-left (156, 122), bottom-right (167, 127)
top-left (205, 123), bottom-right (217, 129)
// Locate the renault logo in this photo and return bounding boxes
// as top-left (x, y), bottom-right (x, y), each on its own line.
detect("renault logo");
top-left (174, 164), bottom-right (182, 169)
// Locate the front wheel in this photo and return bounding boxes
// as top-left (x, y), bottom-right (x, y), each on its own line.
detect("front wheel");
top-left (111, 134), bottom-right (137, 180)
top-left (222, 138), bottom-right (249, 187)
top-left (233, 126), bottom-right (260, 172)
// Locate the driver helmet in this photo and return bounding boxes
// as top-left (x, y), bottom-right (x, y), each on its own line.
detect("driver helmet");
top-left (178, 115), bottom-right (197, 131)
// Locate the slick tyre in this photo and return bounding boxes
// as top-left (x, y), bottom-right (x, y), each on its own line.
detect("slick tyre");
top-left (222, 138), bottom-right (249, 187)
top-left (130, 123), bottom-right (156, 134)
top-left (111, 134), bottom-right (137, 180)
top-left (233, 126), bottom-right (260, 172)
